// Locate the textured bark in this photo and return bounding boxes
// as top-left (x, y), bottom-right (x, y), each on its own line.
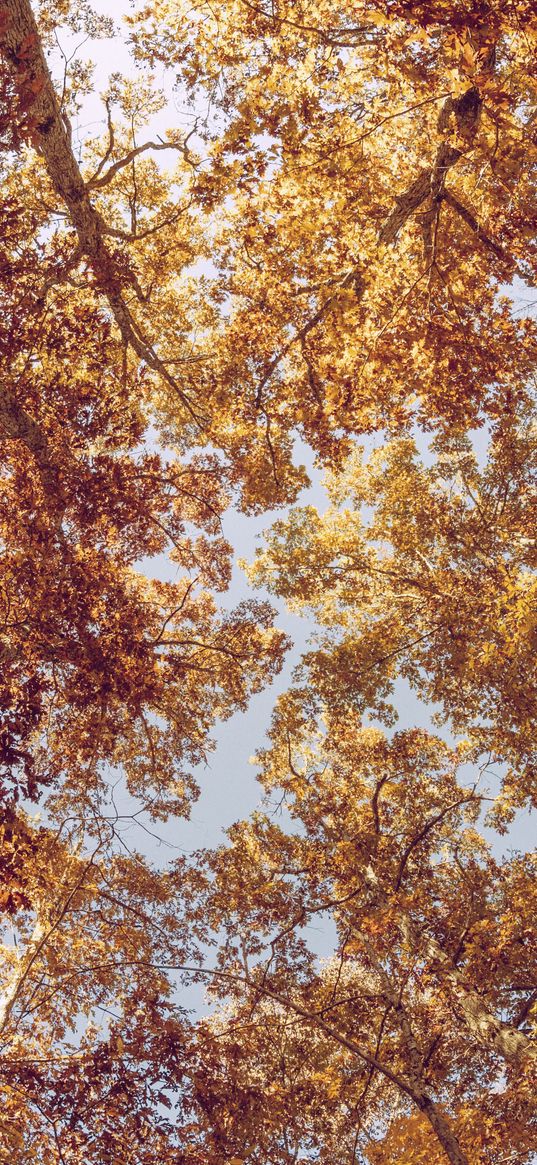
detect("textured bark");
top-left (378, 141), bottom-right (462, 247)
top-left (0, 386), bottom-right (63, 512)
top-left (423, 931), bottom-right (537, 1067)
top-left (0, 915), bottom-right (46, 1036)
top-left (418, 1096), bottom-right (470, 1165)
top-left (397, 907), bottom-right (536, 1067)
top-left (0, 0), bottom-right (200, 421)
top-left (366, 867), bottom-right (535, 1067)
top-left (220, 970), bottom-right (470, 1165)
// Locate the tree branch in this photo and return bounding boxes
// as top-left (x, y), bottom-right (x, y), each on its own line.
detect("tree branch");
top-left (87, 136), bottom-right (198, 190)
top-left (0, 0), bottom-right (204, 425)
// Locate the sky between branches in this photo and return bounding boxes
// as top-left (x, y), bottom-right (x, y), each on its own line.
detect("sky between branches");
top-left (44, 0), bottom-right (534, 869)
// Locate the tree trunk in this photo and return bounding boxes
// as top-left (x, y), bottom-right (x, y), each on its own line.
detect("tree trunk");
top-left (0, 0), bottom-right (200, 421)
top-left (418, 1095), bottom-right (470, 1165)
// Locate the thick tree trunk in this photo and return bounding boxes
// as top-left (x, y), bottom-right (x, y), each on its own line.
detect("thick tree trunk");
top-left (0, 386), bottom-right (63, 516)
top-left (368, 870), bottom-right (535, 1068)
top-left (0, 0), bottom-right (200, 421)
top-left (0, 0), bottom-right (126, 302)
top-left (411, 921), bottom-right (536, 1068)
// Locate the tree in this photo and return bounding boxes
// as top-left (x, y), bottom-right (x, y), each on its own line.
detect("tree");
top-left (0, 0), bottom-right (535, 1162)
top-left (0, 14), bottom-right (286, 1155)
top-left (128, 0), bottom-right (537, 471)
top-left (183, 717), bottom-right (536, 1165)
top-left (4, 0), bottom-right (536, 499)
top-left (0, 803), bottom-right (203, 1162)
top-left (0, 30), bottom-right (286, 812)
top-left (246, 417), bottom-right (537, 815)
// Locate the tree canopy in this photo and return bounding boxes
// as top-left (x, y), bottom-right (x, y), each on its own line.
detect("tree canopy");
top-left (0, 1), bottom-right (535, 1162)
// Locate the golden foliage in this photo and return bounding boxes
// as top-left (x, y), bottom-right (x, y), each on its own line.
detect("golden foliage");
top-left (0, 0), bottom-right (535, 1161)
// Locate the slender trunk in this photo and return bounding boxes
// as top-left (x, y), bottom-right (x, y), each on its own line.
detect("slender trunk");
top-left (382, 971), bottom-right (470, 1165)
top-left (418, 1096), bottom-right (469, 1165)
top-left (0, 915), bottom-right (46, 1036)
top-left (234, 972), bottom-right (470, 1165)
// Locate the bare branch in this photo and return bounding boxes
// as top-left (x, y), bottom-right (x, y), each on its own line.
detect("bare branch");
top-left (87, 136), bottom-right (198, 190)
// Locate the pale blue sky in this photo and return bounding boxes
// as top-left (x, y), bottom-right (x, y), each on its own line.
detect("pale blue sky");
top-left (46, 3), bottom-right (534, 872)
